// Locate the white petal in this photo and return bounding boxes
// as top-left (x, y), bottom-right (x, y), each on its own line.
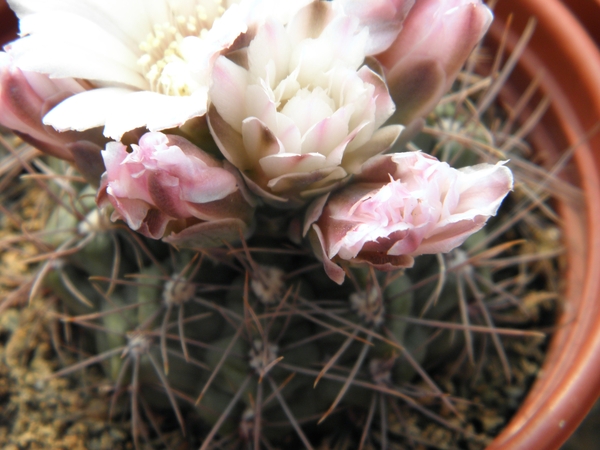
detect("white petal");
top-left (286, 0), bottom-right (337, 45)
top-left (207, 106), bottom-right (252, 171)
top-left (245, 84), bottom-right (278, 131)
top-left (43, 87), bottom-right (133, 132)
top-left (339, 0), bottom-right (415, 55)
top-left (325, 120), bottom-right (370, 167)
top-left (9, 33), bottom-right (146, 89)
top-left (318, 14), bottom-right (368, 69)
top-left (241, 117), bottom-right (282, 164)
top-left (272, 66), bottom-right (301, 104)
top-left (104, 89), bottom-right (208, 140)
top-left (342, 124), bottom-right (403, 173)
top-left (455, 162), bottom-right (514, 215)
top-left (242, 0), bottom-right (313, 25)
top-left (181, 4), bottom-right (248, 81)
top-left (19, 10), bottom-right (141, 59)
top-left (274, 112), bottom-right (302, 155)
top-left (289, 15), bottom-right (367, 87)
top-left (300, 108), bottom-right (350, 157)
top-left (248, 19), bottom-right (290, 86)
top-left (303, 193), bottom-right (330, 236)
top-left (357, 65), bottom-right (395, 128)
top-left (205, 2), bottom-right (249, 50)
top-left (11, 0), bottom-right (160, 44)
top-left (412, 217), bottom-right (486, 255)
top-left (280, 87), bottom-right (335, 136)
top-left (310, 223), bottom-right (346, 285)
top-left (210, 56), bottom-right (249, 133)
top-left (267, 165), bottom-right (344, 196)
top-left (261, 152), bottom-right (327, 179)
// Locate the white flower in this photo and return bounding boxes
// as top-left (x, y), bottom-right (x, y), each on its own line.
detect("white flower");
top-left (5, 0), bottom-right (311, 140)
top-left (208, 0), bottom-right (403, 205)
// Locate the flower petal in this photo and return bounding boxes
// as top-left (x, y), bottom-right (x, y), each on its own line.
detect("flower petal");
top-left (207, 105), bottom-right (252, 171)
top-left (247, 18), bottom-right (290, 87)
top-left (454, 162), bottom-right (514, 215)
top-left (339, 0), bottom-right (415, 55)
top-left (300, 109), bottom-right (350, 157)
top-left (242, 117), bottom-right (283, 164)
top-left (376, 0), bottom-right (493, 124)
top-left (210, 56), bottom-right (249, 133)
top-left (307, 152), bottom-right (513, 283)
top-left (99, 131), bottom-right (255, 241)
top-left (303, 192), bottom-right (330, 236)
top-left (309, 223), bottom-right (347, 285)
top-left (357, 65), bottom-right (396, 128)
top-left (42, 87), bottom-right (132, 133)
top-left (104, 89), bottom-right (208, 140)
top-left (342, 124), bottom-right (403, 174)
top-left (8, 21), bottom-right (146, 88)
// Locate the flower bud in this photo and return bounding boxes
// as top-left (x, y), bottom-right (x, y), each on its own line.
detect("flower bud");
top-left (97, 132), bottom-right (255, 247)
top-left (208, 0), bottom-right (402, 206)
top-left (375, 0), bottom-right (493, 125)
top-left (304, 151), bottom-right (513, 284)
top-left (0, 51), bottom-right (89, 160)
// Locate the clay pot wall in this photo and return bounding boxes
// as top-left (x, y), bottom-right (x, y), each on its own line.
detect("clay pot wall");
top-left (487, 0), bottom-right (600, 448)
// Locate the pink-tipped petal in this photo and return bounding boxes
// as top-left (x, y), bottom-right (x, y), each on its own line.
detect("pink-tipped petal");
top-left (342, 124), bottom-right (403, 174)
top-left (0, 51), bottom-right (91, 160)
top-left (339, 0), bottom-right (415, 55)
top-left (207, 105), bottom-right (252, 171)
top-left (376, 0), bottom-right (493, 124)
top-left (309, 224), bottom-right (347, 285)
top-left (99, 131), bottom-right (254, 243)
top-left (241, 117), bottom-right (283, 164)
top-left (306, 152), bottom-right (513, 283)
top-left (210, 56), bottom-right (249, 133)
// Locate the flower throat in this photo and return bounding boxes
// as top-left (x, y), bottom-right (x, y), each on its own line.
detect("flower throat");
top-left (137, 0), bottom-right (227, 96)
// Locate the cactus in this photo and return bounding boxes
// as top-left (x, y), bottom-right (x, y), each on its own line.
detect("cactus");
top-left (0, 0), bottom-right (570, 449)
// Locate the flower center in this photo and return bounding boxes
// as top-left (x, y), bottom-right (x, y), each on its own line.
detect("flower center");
top-left (137, 0), bottom-right (227, 96)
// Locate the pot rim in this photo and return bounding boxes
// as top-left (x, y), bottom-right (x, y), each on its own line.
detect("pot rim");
top-left (486, 0), bottom-right (600, 448)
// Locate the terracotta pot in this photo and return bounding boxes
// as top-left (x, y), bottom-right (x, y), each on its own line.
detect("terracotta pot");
top-left (562, 0), bottom-right (600, 46)
top-left (485, 0), bottom-right (600, 448)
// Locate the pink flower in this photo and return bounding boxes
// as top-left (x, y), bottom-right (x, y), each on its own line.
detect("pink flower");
top-left (375, 0), bottom-right (493, 125)
top-left (98, 132), bottom-right (255, 247)
top-left (0, 51), bottom-right (90, 160)
top-left (304, 152), bottom-right (513, 284)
